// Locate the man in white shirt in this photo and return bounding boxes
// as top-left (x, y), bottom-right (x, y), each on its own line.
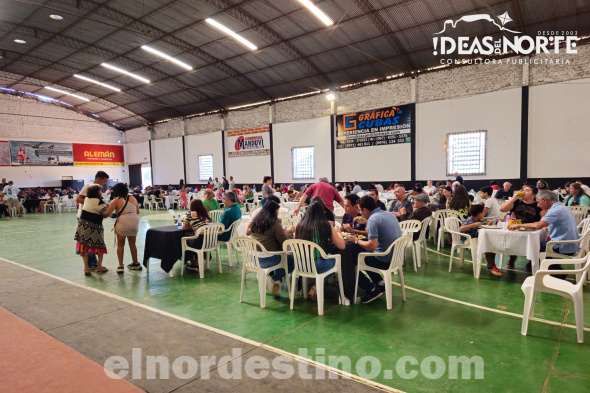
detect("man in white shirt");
top-left (213, 177), bottom-right (221, 190)
top-left (423, 180), bottom-right (436, 195)
top-left (352, 181), bottom-right (362, 194)
top-left (480, 186), bottom-right (500, 217)
top-left (4, 181), bottom-right (21, 217)
top-left (229, 176), bottom-right (236, 191)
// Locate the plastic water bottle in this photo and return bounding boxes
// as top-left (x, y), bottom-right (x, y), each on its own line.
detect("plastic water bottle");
top-left (177, 215), bottom-right (182, 229)
top-left (511, 212), bottom-right (516, 222)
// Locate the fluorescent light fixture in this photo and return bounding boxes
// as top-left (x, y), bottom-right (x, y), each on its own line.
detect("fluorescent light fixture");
top-left (101, 63), bottom-right (150, 83)
top-left (298, 0), bottom-right (333, 26)
top-left (141, 45), bottom-right (193, 70)
top-left (49, 14), bottom-right (63, 20)
top-left (44, 86), bottom-right (90, 101)
top-left (205, 19), bottom-right (258, 50)
top-left (73, 74), bottom-right (121, 92)
top-left (14, 39), bottom-right (27, 44)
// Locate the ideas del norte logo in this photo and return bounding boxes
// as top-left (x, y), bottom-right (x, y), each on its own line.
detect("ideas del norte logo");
top-left (432, 11), bottom-right (578, 57)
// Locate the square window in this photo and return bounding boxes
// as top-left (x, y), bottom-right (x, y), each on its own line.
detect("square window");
top-left (446, 131), bottom-right (486, 176)
top-left (292, 146), bottom-right (315, 180)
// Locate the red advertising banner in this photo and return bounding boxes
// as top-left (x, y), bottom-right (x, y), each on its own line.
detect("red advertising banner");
top-left (73, 144), bottom-right (125, 166)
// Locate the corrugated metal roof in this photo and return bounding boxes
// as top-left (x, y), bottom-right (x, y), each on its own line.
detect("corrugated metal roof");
top-left (0, 0), bottom-right (587, 129)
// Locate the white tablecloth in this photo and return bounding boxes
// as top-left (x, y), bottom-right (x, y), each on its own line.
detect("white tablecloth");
top-left (477, 227), bottom-right (548, 273)
top-left (164, 196), bottom-right (176, 209)
top-left (283, 201), bottom-right (299, 212)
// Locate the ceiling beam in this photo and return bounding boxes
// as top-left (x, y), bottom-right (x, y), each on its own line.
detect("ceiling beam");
top-left (0, 21), bottom-right (225, 112)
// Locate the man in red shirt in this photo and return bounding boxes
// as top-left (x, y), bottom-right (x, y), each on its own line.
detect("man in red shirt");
top-left (293, 177), bottom-right (344, 215)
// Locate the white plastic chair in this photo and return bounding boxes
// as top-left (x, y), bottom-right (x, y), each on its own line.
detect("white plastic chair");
top-left (435, 209), bottom-right (462, 250)
top-left (414, 216), bottom-right (433, 268)
top-left (282, 239), bottom-right (346, 316)
top-left (237, 222), bottom-right (250, 237)
top-left (60, 196), bottom-right (72, 212)
top-left (150, 195), bottom-right (164, 210)
top-left (217, 219), bottom-right (242, 267)
top-left (399, 220), bottom-right (421, 271)
top-left (231, 237), bottom-right (291, 308)
top-left (43, 199), bottom-right (55, 213)
top-left (180, 223), bottom-right (224, 279)
top-left (521, 253), bottom-right (590, 343)
top-left (52, 196), bottom-right (63, 213)
top-left (333, 205), bottom-right (345, 219)
top-left (209, 209), bottom-right (224, 223)
top-left (569, 206), bottom-right (590, 225)
top-left (541, 228), bottom-right (590, 284)
top-left (281, 216), bottom-right (300, 227)
top-left (354, 235), bottom-right (413, 310)
top-left (444, 217), bottom-right (481, 279)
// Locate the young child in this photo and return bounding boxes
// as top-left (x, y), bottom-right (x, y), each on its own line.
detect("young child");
top-left (460, 204), bottom-right (501, 277)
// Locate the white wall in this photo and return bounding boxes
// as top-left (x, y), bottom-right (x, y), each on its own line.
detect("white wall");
top-left (528, 78), bottom-right (590, 178)
top-left (126, 141), bottom-right (150, 165)
top-left (0, 94), bottom-right (127, 187)
top-left (151, 137), bottom-right (183, 185)
top-left (273, 117), bottom-right (332, 183)
top-left (416, 88), bottom-right (522, 182)
top-left (225, 134), bottom-right (271, 185)
top-left (185, 132), bottom-right (224, 184)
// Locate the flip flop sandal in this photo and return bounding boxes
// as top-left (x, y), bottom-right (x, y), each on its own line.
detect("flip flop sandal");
top-left (84, 270), bottom-right (91, 276)
top-left (117, 266), bottom-right (124, 274)
top-left (97, 267), bottom-right (109, 274)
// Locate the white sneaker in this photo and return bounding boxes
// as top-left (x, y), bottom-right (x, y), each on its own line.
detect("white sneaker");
top-left (265, 276), bottom-right (274, 295)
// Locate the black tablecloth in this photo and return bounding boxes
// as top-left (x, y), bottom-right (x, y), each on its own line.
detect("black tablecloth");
top-left (143, 225), bottom-right (191, 273)
top-left (338, 243), bottom-right (364, 301)
top-left (23, 199), bottom-right (41, 212)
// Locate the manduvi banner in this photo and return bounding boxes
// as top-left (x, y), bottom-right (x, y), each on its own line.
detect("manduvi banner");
top-left (72, 143), bottom-right (125, 166)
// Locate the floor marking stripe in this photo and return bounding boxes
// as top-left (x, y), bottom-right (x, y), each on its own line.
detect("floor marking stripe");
top-left (392, 282), bottom-right (590, 332)
top-left (0, 257), bottom-right (402, 393)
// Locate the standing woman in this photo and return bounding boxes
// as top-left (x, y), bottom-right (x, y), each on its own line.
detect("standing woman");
top-left (295, 201), bottom-right (346, 301)
top-left (75, 185), bottom-right (117, 275)
top-left (183, 199), bottom-right (212, 271)
top-left (111, 183), bottom-right (141, 273)
top-left (202, 189), bottom-right (220, 211)
top-left (261, 176), bottom-right (274, 206)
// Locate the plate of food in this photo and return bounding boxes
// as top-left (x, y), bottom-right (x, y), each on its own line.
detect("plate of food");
top-left (481, 224), bottom-right (500, 229)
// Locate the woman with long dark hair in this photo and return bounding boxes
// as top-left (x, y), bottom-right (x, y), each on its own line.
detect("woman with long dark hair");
top-left (310, 195), bottom-right (335, 224)
top-left (448, 185), bottom-right (471, 217)
top-left (183, 199), bottom-right (212, 272)
top-left (249, 201), bottom-right (295, 296)
top-left (295, 201), bottom-right (346, 301)
top-left (111, 183), bottom-right (141, 273)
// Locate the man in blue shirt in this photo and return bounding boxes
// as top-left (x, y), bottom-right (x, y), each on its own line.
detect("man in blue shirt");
top-left (510, 190), bottom-right (579, 272)
top-left (347, 195), bottom-right (402, 304)
top-left (218, 191), bottom-right (242, 241)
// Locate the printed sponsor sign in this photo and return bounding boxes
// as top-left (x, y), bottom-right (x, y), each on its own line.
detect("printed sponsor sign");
top-left (9, 141), bottom-right (74, 166)
top-left (226, 127), bottom-right (271, 158)
top-left (336, 104), bottom-right (412, 149)
top-left (0, 141), bottom-right (10, 166)
top-left (72, 144), bottom-right (125, 166)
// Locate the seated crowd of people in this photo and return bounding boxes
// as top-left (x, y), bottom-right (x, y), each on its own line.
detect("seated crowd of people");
top-left (2, 173), bottom-right (588, 306)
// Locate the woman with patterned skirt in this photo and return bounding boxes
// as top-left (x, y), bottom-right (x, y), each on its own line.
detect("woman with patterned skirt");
top-left (74, 184), bottom-right (117, 275)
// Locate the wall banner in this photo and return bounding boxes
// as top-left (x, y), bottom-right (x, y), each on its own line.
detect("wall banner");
top-left (10, 141), bottom-right (74, 166)
top-left (336, 104), bottom-right (412, 149)
top-left (0, 141), bottom-right (10, 166)
top-left (73, 144), bottom-right (125, 166)
top-left (226, 127), bottom-right (271, 158)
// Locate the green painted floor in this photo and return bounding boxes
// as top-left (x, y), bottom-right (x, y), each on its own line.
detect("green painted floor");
top-left (1, 210), bottom-right (590, 392)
